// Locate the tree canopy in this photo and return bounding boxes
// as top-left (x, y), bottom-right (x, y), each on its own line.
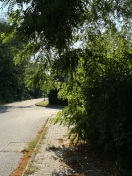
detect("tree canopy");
top-left (1, 0), bottom-right (132, 53)
top-left (0, 22), bottom-right (43, 102)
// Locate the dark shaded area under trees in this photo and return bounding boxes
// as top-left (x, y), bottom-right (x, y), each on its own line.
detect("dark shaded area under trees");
top-left (0, 22), bottom-right (42, 103)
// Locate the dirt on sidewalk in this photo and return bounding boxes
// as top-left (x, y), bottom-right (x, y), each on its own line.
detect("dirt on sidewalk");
top-left (22, 116), bottom-right (116, 176)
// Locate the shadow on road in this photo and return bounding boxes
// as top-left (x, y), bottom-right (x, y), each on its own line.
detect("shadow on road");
top-left (0, 106), bottom-right (12, 113)
top-left (45, 106), bottom-right (64, 110)
top-left (0, 105), bottom-right (33, 114)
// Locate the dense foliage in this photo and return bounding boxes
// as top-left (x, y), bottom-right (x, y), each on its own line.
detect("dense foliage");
top-left (0, 22), bottom-right (42, 103)
top-left (55, 32), bottom-right (132, 151)
top-left (54, 32), bottom-right (132, 175)
top-left (1, 0), bottom-right (132, 53)
top-left (0, 22), bottom-right (25, 102)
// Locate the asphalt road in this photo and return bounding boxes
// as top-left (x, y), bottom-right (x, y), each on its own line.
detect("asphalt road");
top-left (0, 98), bottom-right (60, 176)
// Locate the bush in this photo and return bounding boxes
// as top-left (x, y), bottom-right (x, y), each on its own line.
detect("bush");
top-left (53, 33), bottom-right (132, 175)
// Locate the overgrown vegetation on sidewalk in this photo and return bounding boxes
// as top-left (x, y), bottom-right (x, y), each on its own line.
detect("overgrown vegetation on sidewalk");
top-left (53, 33), bottom-right (132, 175)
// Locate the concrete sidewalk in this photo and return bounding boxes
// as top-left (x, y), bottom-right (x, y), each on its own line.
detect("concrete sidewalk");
top-left (22, 116), bottom-right (101, 176)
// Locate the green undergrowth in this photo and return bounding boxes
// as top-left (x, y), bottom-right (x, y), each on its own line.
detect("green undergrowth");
top-left (35, 99), bottom-right (65, 108)
top-left (35, 99), bottom-right (49, 107)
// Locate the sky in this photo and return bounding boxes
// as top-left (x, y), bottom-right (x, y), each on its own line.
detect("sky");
top-left (0, 1), bottom-right (28, 22)
top-left (0, 2), bottom-right (8, 21)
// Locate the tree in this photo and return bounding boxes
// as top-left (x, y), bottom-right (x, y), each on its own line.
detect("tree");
top-left (2, 0), bottom-right (132, 145)
top-left (54, 32), bottom-right (132, 175)
top-left (0, 22), bottom-right (25, 102)
top-left (0, 21), bottom-right (42, 102)
top-left (1, 0), bottom-right (131, 53)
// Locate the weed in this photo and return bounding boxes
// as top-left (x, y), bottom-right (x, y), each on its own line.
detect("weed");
top-left (22, 139), bottom-right (38, 153)
top-left (24, 163), bottom-right (36, 175)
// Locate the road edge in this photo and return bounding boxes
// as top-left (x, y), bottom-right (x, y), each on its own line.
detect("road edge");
top-left (21, 117), bottom-right (50, 176)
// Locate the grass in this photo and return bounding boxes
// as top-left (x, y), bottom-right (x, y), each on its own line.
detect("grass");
top-left (11, 118), bottom-right (49, 176)
top-left (35, 99), bottom-right (49, 107)
top-left (22, 139), bottom-right (38, 153)
top-left (35, 99), bottom-right (65, 108)
top-left (24, 164), bottom-right (36, 175)
top-left (23, 125), bottom-right (49, 176)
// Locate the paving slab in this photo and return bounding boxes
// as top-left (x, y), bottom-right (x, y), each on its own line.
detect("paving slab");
top-left (23, 120), bottom-right (101, 176)
top-left (0, 152), bottom-right (22, 176)
top-left (0, 98), bottom-right (60, 176)
top-left (3, 142), bottom-right (27, 152)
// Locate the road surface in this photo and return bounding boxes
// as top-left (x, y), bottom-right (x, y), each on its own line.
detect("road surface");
top-left (0, 98), bottom-right (60, 176)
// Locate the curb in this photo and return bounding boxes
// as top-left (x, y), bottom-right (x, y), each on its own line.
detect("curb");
top-left (22, 115), bottom-right (52, 176)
